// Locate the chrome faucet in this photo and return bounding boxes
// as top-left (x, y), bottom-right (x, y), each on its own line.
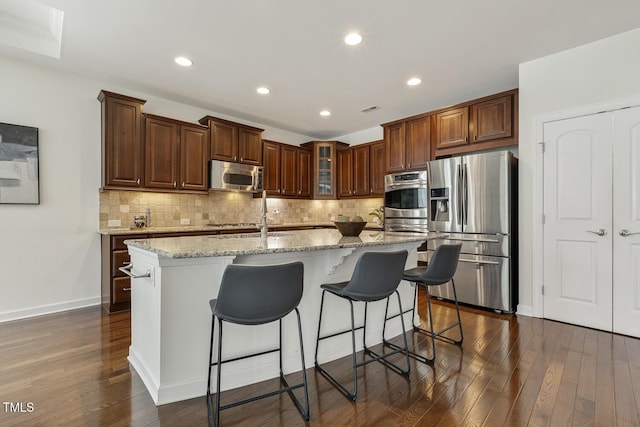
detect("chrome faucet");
top-left (260, 191), bottom-right (268, 239)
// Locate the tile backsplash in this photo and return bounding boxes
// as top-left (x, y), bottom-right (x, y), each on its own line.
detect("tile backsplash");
top-left (99, 190), bottom-right (384, 229)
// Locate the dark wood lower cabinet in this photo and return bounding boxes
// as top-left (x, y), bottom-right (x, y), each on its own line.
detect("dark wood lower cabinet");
top-left (101, 234), bottom-right (142, 313)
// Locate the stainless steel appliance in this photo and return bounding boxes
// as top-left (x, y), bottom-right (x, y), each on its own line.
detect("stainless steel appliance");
top-left (383, 170), bottom-right (429, 233)
top-left (209, 160), bottom-right (263, 193)
top-left (424, 151), bottom-right (517, 312)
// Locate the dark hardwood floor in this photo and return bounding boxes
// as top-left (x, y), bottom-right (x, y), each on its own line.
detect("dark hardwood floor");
top-left (1, 289), bottom-right (639, 426)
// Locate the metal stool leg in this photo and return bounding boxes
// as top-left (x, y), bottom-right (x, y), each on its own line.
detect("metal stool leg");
top-left (383, 284), bottom-right (435, 364)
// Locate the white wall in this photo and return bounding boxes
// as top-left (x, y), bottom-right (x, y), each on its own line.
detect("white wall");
top-left (0, 56), bottom-right (312, 322)
top-left (518, 27), bottom-right (640, 315)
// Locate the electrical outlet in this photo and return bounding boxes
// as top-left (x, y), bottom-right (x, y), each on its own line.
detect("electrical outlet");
top-left (108, 219), bottom-right (121, 227)
top-left (303, 216), bottom-right (309, 222)
top-left (330, 216), bottom-right (336, 221)
top-left (180, 218), bottom-right (190, 225)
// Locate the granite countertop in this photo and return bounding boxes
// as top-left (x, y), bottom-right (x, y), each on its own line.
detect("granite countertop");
top-left (124, 228), bottom-right (432, 259)
top-left (98, 222), bottom-right (356, 235)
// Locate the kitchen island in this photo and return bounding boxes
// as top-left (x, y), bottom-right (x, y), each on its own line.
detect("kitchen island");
top-left (124, 228), bottom-right (429, 405)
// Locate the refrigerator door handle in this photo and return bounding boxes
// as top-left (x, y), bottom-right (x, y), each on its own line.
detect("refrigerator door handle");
top-left (462, 163), bottom-right (468, 226)
top-left (456, 164), bottom-right (463, 225)
top-left (458, 258), bottom-right (501, 266)
top-left (436, 236), bottom-right (500, 243)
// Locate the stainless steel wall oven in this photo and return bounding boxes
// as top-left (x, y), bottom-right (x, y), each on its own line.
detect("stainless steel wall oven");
top-left (383, 170), bottom-right (429, 233)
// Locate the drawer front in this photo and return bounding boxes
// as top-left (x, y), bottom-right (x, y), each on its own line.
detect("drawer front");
top-left (113, 277), bottom-right (132, 304)
top-left (112, 234), bottom-right (146, 250)
top-left (426, 250), bottom-right (512, 312)
top-left (112, 250), bottom-right (130, 277)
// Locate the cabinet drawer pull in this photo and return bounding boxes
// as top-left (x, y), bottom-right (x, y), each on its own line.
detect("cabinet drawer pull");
top-left (119, 263), bottom-right (151, 279)
top-left (123, 288), bottom-right (132, 291)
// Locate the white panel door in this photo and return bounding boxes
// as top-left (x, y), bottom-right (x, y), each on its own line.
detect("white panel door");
top-left (613, 106), bottom-right (640, 337)
top-left (543, 113), bottom-right (613, 331)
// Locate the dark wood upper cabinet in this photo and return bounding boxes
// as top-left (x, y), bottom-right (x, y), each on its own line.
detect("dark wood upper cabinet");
top-left (199, 116), bottom-right (263, 165)
top-left (262, 140), bottom-right (311, 199)
top-left (385, 89), bottom-right (518, 161)
top-left (337, 148), bottom-right (354, 198)
top-left (384, 122), bottom-right (405, 173)
top-left (352, 145), bottom-right (370, 196)
top-left (99, 90), bottom-right (146, 189)
top-left (262, 140), bottom-right (281, 195)
top-left (470, 95), bottom-right (512, 143)
top-left (369, 141), bottom-right (385, 196)
top-left (405, 116), bottom-right (431, 170)
top-left (179, 125), bottom-right (209, 191)
top-left (209, 120), bottom-right (237, 162)
top-left (144, 114), bottom-right (209, 192)
top-left (298, 149), bottom-right (312, 198)
top-left (436, 107), bottom-right (469, 149)
top-left (336, 141), bottom-right (383, 199)
top-left (145, 116), bottom-right (179, 190)
top-left (238, 127), bottom-right (263, 165)
top-left (434, 89), bottom-right (518, 157)
top-left (384, 115), bottom-right (430, 173)
top-left (280, 145), bottom-right (299, 196)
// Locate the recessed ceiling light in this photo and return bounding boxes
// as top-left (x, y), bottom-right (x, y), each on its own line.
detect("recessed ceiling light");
top-left (320, 110), bottom-right (331, 117)
top-left (407, 77), bottom-right (422, 86)
top-left (174, 56), bottom-right (193, 67)
top-left (256, 87), bottom-right (270, 95)
top-left (344, 33), bottom-right (363, 46)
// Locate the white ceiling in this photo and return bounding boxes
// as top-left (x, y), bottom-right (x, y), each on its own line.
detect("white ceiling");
top-left (2, 0), bottom-right (640, 139)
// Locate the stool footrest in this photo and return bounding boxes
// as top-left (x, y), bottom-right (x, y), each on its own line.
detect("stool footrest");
top-left (383, 339), bottom-right (434, 365)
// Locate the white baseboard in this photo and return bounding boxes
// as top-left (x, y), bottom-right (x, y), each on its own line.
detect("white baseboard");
top-left (0, 297), bottom-right (102, 323)
top-left (516, 304), bottom-right (534, 317)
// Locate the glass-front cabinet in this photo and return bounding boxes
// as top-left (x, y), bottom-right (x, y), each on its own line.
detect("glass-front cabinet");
top-left (301, 140), bottom-right (348, 199)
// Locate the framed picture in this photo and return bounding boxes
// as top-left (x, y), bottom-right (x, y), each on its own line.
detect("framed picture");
top-left (0, 122), bottom-right (39, 204)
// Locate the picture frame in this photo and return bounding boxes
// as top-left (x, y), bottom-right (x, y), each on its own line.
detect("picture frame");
top-left (0, 122), bottom-right (40, 204)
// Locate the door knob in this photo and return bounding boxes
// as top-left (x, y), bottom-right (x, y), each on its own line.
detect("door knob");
top-left (619, 229), bottom-right (640, 237)
top-left (586, 229), bottom-right (607, 236)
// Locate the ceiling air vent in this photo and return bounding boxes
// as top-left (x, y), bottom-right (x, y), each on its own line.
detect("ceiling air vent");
top-left (360, 105), bottom-right (380, 113)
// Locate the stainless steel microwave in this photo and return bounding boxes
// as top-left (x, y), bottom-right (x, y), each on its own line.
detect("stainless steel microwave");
top-left (209, 160), bottom-right (263, 193)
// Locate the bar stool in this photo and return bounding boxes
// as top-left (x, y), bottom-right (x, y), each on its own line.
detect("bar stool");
top-left (384, 243), bottom-right (463, 364)
top-left (314, 250), bottom-right (410, 401)
top-left (206, 262), bottom-right (309, 427)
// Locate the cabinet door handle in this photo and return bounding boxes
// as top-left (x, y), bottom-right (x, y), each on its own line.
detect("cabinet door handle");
top-left (136, 178), bottom-right (140, 185)
top-left (173, 181), bottom-right (177, 188)
top-left (240, 157), bottom-right (244, 162)
top-left (119, 263), bottom-right (151, 279)
top-left (474, 134), bottom-right (478, 141)
top-left (464, 136), bottom-right (468, 142)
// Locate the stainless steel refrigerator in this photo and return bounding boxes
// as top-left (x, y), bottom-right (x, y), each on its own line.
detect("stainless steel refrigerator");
top-left (423, 150), bottom-right (517, 312)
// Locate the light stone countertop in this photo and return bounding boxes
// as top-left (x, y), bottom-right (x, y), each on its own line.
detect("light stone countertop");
top-left (98, 222), bottom-right (372, 235)
top-left (124, 228), bottom-right (434, 259)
